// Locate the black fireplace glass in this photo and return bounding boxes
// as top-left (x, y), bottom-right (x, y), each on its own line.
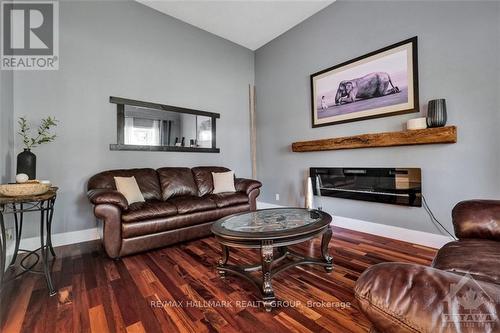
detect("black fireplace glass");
top-left (310, 167), bottom-right (422, 207)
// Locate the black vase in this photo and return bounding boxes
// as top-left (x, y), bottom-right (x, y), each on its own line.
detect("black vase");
top-left (427, 99), bottom-right (447, 127)
top-left (17, 149), bottom-right (36, 179)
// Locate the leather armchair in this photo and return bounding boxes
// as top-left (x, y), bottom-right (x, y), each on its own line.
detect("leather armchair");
top-left (355, 200), bottom-right (500, 333)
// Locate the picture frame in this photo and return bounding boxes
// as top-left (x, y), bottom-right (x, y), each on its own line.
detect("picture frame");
top-left (310, 36), bottom-right (419, 127)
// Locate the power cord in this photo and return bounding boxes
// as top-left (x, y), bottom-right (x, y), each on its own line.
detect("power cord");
top-left (422, 194), bottom-right (457, 240)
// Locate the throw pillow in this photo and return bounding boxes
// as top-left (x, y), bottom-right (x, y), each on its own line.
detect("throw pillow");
top-left (114, 176), bottom-right (145, 204)
top-left (212, 171), bottom-right (236, 194)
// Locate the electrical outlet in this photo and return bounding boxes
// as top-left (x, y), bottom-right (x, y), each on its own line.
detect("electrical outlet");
top-left (5, 228), bottom-right (14, 241)
top-left (275, 193), bottom-right (280, 201)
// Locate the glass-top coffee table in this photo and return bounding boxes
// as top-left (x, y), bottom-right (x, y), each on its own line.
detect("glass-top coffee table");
top-left (211, 208), bottom-right (333, 311)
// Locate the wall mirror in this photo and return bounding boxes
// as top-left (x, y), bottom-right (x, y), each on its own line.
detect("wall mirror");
top-left (109, 97), bottom-right (220, 153)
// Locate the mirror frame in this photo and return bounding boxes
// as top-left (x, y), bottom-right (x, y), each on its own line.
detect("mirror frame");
top-left (109, 96), bottom-right (220, 153)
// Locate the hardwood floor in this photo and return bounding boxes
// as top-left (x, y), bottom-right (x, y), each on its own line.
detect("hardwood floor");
top-left (0, 226), bottom-right (437, 333)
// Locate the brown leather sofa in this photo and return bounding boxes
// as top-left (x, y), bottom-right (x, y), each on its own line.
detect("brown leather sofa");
top-left (355, 200), bottom-right (500, 333)
top-left (87, 166), bottom-right (261, 258)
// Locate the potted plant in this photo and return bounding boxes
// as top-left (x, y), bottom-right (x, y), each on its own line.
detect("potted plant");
top-left (17, 116), bottom-right (58, 179)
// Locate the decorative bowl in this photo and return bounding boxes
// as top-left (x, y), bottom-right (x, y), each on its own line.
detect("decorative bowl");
top-left (15, 173), bottom-right (29, 183)
top-left (0, 183), bottom-right (50, 197)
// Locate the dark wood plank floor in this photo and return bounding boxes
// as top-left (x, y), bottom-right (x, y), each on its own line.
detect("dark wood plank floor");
top-left (0, 226), bottom-right (436, 333)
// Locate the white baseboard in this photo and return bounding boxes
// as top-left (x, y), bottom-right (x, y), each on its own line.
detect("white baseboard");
top-left (331, 215), bottom-right (451, 248)
top-left (19, 227), bottom-right (100, 251)
top-left (257, 201), bottom-right (451, 249)
top-left (256, 202), bottom-right (283, 209)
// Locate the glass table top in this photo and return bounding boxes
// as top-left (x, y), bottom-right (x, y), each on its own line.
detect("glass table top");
top-left (221, 208), bottom-right (323, 233)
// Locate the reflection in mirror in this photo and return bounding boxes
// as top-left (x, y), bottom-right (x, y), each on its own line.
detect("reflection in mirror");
top-left (197, 116), bottom-right (212, 148)
top-left (123, 106), bottom-right (213, 148)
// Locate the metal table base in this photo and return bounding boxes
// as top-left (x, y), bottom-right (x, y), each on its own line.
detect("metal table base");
top-left (0, 194), bottom-right (57, 296)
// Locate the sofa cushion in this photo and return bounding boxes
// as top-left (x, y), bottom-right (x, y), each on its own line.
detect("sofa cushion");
top-left (192, 166), bottom-right (230, 196)
top-left (122, 200), bottom-right (178, 223)
top-left (168, 196), bottom-right (217, 214)
top-left (452, 200), bottom-right (500, 241)
top-left (157, 167), bottom-right (198, 200)
top-left (121, 204), bottom-right (250, 238)
top-left (87, 168), bottom-right (162, 201)
top-left (432, 239), bottom-right (500, 284)
top-left (206, 192), bottom-right (248, 208)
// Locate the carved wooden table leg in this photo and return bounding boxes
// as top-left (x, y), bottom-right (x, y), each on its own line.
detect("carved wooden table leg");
top-left (261, 240), bottom-right (275, 312)
top-left (217, 244), bottom-right (229, 278)
top-left (321, 225), bottom-right (334, 272)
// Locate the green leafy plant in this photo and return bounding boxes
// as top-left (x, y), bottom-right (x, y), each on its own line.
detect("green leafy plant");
top-left (17, 116), bottom-right (58, 150)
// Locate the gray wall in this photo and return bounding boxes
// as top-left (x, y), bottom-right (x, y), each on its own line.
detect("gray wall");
top-left (1, 70), bottom-right (13, 183)
top-left (255, 1), bottom-right (500, 234)
top-left (1, 62), bottom-right (14, 261)
top-left (12, 1), bottom-right (254, 236)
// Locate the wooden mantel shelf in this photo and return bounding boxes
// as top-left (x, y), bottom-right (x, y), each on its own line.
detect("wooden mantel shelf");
top-left (292, 126), bottom-right (457, 152)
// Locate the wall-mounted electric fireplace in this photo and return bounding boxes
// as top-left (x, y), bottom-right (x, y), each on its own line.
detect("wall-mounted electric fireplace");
top-left (310, 167), bottom-right (422, 207)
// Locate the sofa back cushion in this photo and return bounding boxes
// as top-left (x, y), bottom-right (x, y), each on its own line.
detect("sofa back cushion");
top-left (88, 168), bottom-right (161, 201)
top-left (191, 166), bottom-right (231, 196)
top-left (157, 167), bottom-right (198, 200)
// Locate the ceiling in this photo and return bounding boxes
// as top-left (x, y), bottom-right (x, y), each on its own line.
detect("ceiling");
top-left (136, 0), bottom-right (335, 50)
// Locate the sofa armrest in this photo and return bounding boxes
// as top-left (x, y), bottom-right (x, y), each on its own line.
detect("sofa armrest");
top-left (355, 262), bottom-right (500, 333)
top-left (452, 200), bottom-right (500, 241)
top-left (235, 178), bottom-right (262, 195)
top-left (94, 204), bottom-right (122, 258)
top-left (88, 189), bottom-right (128, 210)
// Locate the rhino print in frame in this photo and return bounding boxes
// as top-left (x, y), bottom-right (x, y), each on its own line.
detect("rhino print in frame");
top-left (311, 37), bottom-right (419, 127)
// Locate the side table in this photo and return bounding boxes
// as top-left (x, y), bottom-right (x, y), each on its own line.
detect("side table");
top-left (0, 187), bottom-right (58, 296)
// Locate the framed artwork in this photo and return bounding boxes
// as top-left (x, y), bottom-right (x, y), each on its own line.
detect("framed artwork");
top-left (311, 36), bottom-right (419, 127)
